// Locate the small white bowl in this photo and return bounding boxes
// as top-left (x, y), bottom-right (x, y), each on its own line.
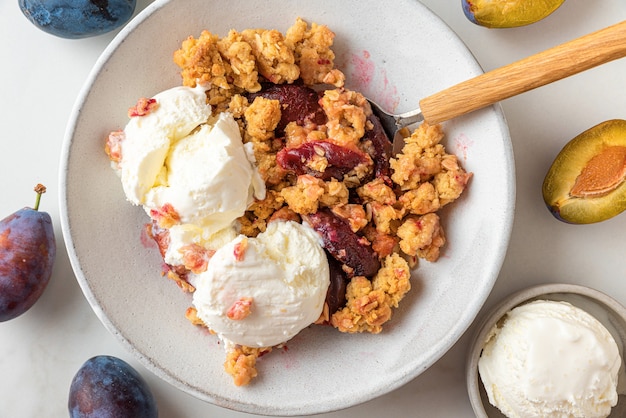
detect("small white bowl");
top-left (466, 283), bottom-right (626, 418)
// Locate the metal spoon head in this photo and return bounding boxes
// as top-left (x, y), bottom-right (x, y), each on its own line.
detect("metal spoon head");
top-left (368, 99), bottom-right (424, 155)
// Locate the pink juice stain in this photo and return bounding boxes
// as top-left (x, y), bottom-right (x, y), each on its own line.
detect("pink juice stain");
top-left (349, 50), bottom-right (400, 112)
top-left (279, 344), bottom-right (300, 370)
top-left (379, 73), bottom-right (400, 112)
top-left (139, 223), bottom-right (157, 249)
top-left (454, 133), bottom-right (474, 161)
top-left (351, 50), bottom-right (374, 86)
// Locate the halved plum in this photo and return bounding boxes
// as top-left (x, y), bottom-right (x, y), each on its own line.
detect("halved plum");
top-left (542, 119), bottom-right (626, 224)
top-left (462, 0), bottom-right (565, 28)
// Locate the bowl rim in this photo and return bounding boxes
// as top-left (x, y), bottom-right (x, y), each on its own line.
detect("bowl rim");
top-left (466, 283), bottom-right (626, 418)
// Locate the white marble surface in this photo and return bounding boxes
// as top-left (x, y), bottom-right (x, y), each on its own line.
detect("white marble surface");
top-left (1, 1), bottom-right (626, 417)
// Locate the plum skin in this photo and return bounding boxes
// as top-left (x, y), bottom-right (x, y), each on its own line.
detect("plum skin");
top-left (462, 0), bottom-right (478, 25)
top-left (69, 355), bottom-right (158, 418)
top-left (0, 207), bottom-right (56, 322)
top-left (19, 0), bottom-right (137, 39)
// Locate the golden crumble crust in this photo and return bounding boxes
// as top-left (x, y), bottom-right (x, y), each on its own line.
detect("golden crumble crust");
top-left (357, 178), bottom-right (397, 205)
top-left (173, 30), bottom-right (235, 108)
top-left (392, 122), bottom-right (472, 217)
top-left (240, 28), bottom-right (300, 84)
top-left (280, 175), bottom-right (349, 215)
top-left (397, 213), bottom-right (446, 262)
top-left (331, 254), bottom-right (410, 333)
top-left (319, 88), bottom-right (368, 148)
top-left (224, 345), bottom-right (272, 387)
top-left (286, 17), bottom-right (345, 87)
top-left (217, 30), bottom-right (262, 93)
top-left (244, 96), bottom-right (282, 141)
top-left (284, 121), bottom-right (328, 149)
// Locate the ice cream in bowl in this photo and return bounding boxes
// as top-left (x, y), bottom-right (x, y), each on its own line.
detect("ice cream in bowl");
top-left (467, 283), bottom-right (626, 418)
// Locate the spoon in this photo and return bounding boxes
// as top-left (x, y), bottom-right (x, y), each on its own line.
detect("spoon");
top-left (369, 20), bottom-right (626, 153)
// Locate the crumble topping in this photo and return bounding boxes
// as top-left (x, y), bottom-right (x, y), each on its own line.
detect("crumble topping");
top-left (108, 17), bottom-right (471, 387)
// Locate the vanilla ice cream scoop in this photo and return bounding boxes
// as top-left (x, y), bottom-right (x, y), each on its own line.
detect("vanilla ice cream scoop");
top-left (143, 111), bottom-right (264, 232)
top-left (192, 220), bottom-right (330, 348)
top-left (119, 84), bottom-right (213, 204)
top-left (478, 299), bottom-right (621, 418)
top-left (117, 84), bottom-right (265, 238)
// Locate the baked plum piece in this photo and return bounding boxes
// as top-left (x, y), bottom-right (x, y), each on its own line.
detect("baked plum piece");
top-left (325, 252), bottom-right (348, 316)
top-left (277, 140), bottom-right (369, 180)
top-left (246, 82), bottom-right (326, 135)
top-left (364, 114), bottom-right (393, 183)
top-left (305, 209), bottom-right (380, 278)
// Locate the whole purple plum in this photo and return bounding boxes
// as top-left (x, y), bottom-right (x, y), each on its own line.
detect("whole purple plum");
top-left (0, 184), bottom-right (56, 322)
top-left (19, 0), bottom-right (136, 39)
top-left (69, 355), bottom-right (158, 418)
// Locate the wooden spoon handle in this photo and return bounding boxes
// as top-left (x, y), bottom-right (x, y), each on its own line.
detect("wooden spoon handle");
top-left (420, 20), bottom-right (626, 125)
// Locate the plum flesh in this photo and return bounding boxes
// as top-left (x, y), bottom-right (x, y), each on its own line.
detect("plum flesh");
top-left (305, 209), bottom-right (381, 278)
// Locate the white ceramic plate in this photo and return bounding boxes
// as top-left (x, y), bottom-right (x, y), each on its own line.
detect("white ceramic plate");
top-left (59, 0), bottom-right (515, 415)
